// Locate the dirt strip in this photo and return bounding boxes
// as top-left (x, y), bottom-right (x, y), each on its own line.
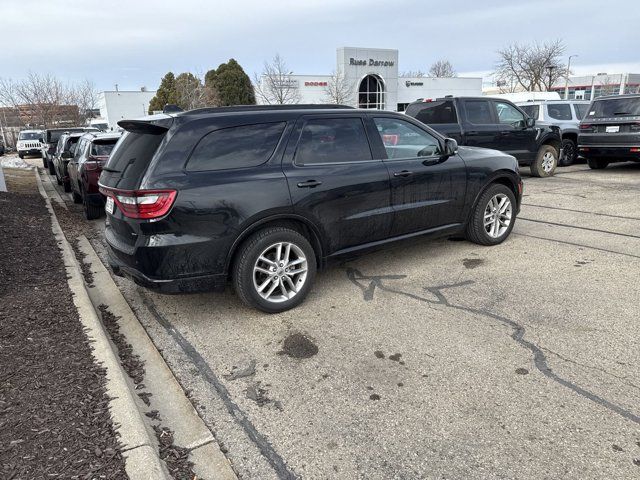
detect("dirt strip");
top-left (0, 169), bottom-right (127, 479)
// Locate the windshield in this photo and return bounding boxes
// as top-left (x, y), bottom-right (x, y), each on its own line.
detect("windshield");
top-left (91, 140), bottom-right (117, 156)
top-left (586, 97), bottom-right (640, 118)
top-left (19, 132), bottom-right (42, 141)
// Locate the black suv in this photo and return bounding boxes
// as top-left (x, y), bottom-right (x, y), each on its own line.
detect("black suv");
top-left (405, 97), bottom-right (563, 177)
top-left (99, 105), bottom-right (522, 312)
top-left (42, 127), bottom-right (95, 173)
top-left (578, 94), bottom-right (640, 169)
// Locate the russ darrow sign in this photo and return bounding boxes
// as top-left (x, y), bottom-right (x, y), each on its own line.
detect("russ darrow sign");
top-left (349, 57), bottom-right (395, 67)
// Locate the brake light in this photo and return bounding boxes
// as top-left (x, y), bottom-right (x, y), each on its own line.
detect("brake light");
top-left (630, 147), bottom-right (640, 153)
top-left (99, 186), bottom-right (177, 220)
top-left (579, 123), bottom-right (594, 131)
top-left (423, 98), bottom-right (433, 102)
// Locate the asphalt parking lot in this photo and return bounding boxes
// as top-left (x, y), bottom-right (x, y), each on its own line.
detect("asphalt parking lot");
top-left (40, 159), bottom-right (640, 479)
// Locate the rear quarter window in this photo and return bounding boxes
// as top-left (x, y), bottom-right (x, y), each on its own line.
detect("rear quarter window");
top-left (186, 122), bottom-right (286, 172)
top-left (410, 101), bottom-right (457, 125)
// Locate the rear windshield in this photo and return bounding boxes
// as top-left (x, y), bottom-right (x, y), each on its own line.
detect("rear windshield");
top-left (47, 128), bottom-right (84, 143)
top-left (520, 105), bottom-right (539, 119)
top-left (406, 100), bottom-right (457, 124)
top-left (586, 97), bottom-right (640, 118)
top-left (574, 103), bottom-right (589, 120)
top-left (91, 140), bottom-right (118, 157)
top-left (103, 131), bottom-right (165, 180)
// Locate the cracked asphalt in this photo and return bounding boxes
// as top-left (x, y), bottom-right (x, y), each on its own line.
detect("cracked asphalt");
top-left (43, 158), bottom-right (640, 479)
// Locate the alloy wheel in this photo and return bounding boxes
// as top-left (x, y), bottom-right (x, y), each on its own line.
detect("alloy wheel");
top-left (542, 151), bottom-right (556, 173)
top-left (483, 193), bottom-right (512, 239)
top-left (252, 242), bottom-right (308, 303)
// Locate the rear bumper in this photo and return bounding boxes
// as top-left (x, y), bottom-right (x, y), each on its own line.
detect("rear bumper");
top-left (578, 145), bottom-right (640, 161)
top-left (105, 241), bottom-right (226, 294)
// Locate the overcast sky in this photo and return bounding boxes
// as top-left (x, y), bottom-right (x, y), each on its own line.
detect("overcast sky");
top-left (3, 0), bottom-right (639, 91)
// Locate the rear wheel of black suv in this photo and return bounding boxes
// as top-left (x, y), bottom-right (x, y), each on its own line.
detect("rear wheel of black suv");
top-left (232, 227), bottom-right (317, 313)
top-left (82, 187), bottom-right (103, 220)
top-left (530, 145), bottom-right (558, 177)
top-left (466, 184), bottom-right (516, 246)
top-left (587, 158), bottom-right (609, 170)
top-left (48, 160), bottom-right (56, 175)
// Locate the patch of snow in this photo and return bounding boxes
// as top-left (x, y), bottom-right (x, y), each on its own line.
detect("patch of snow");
top-left (1, 154), bottom-right (34, 170)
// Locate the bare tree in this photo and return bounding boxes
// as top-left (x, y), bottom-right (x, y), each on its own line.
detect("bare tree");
top-left (253, 54), bottom-right (300, 105)
top-left (175, 72), bottom-right (209, 110)
top-left (323, 70), bottom-right (354, 105)
top-left (494, 40), bottom-right (566, 92)
top-left (66, 79), bottom-right (98, 125)
top-left (400, 70), bottom-right (426, 78)
top-left (429, 60), bottom-right (456, 78)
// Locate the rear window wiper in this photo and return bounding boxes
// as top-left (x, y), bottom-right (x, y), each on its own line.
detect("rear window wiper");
top-left (613, 112), bottom-right (631, 115)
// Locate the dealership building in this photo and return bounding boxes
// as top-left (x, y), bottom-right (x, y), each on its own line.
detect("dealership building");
top-left (257, 47), bottom-right (482, 111)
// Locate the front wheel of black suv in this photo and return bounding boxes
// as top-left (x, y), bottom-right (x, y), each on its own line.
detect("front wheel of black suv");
top-left (232, 227), bottom-right (317, 313)
top-left (466, 184), bottom-right (517, 246)
top-left (587, 158), bottom-right (609, 170)
top-left (530, 145), bottom-right (558, 177)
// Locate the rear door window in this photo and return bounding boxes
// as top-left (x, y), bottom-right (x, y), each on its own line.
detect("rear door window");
top-left (186, 122), bottom-right (286, 172)
top-left (463, 100), bottom-right (494, 125)
top-left (410, 101), bottom-right (457, 125)
top-left (547, 104), bottom-right (572, 120)
top-left (294, 118), bottom-right (372, 165)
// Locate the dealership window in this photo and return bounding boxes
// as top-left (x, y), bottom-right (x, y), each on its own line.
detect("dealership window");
top-left (295, 118), bottom-right (373, 165)
top-left (187, 122), bottom-right (285, 171)
top-left (358, 75), bottom-right (385, 109)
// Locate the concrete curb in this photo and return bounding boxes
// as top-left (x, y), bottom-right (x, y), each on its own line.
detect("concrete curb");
top-left (35, 170), bottom-right (170, 480)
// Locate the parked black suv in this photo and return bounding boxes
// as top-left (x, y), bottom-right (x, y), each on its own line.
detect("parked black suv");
top-left (578, 94), bottom-right (640, 169)
top-left (99, 105), bottom-right (522, 312)
top-left (405, 97), bottom-right (563, 177)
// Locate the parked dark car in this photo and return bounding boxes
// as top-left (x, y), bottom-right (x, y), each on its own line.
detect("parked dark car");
top-left (99, 105), bottom-right (522, 312)
top-left (68, 131), bottom-right (122, 219)
top-left (405, 96), bottom-right (563, 177)
top-left (53, 132), bottom-right (84, 192)
top-left (42, 127), bottom-right (95, 173)
top-left (578, 94), bottom-right (640, 169)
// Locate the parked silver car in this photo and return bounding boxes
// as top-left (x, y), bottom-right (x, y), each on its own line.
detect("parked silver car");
top-left (516, 100), bottom-right (590, 165)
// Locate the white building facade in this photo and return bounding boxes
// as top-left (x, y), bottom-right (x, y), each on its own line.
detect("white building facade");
top-left (258, 47), bottom-right (482, 111)
top-left (97, 90), bottom-right (157, 130)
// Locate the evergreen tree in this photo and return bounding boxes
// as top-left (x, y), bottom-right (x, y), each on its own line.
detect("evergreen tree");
top-left (148, 72), bottom-right (178, 113)
top-left (205, 59), bottom-right (256, 106)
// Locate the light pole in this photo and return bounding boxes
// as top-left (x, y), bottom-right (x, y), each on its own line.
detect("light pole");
top-left (564, 55), bottom-right (578, 99)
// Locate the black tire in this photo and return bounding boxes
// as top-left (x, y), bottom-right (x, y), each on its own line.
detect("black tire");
top-left (55, 171), bottom-right (62, 185)
top-left (82, 187), bottom-right (103, 220)
top-left (232, 227), bottom-right (317, 313)
top-left (72, 187), bottom-right (82, 204)
top-left (530, 145), bottom-right (558, 177)
top-left (48, 160), bottom-right (56, 175)
top-left (560, 138), bottom-right (577, 166)
top-left (18, 153), bottom-right (24, 159)
top-left (465, 184), bottom-right (517, 246)
top-left (62, 178), bottom-right (71, 192)
top-left (587, 158), bottom-right (609, 170)
top-left (43, 157), bottom-right (48, 169)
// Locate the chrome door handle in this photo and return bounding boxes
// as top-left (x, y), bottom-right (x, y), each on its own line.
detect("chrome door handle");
top-left (393, 170), bottom-right (413, 177)
top-left (297, 180), bottom-right (322, 188)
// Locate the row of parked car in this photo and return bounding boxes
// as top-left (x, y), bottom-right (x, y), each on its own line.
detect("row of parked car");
top-left (26, 92), bottom-right (640, 313)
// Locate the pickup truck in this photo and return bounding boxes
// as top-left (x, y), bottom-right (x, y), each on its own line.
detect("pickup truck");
top-left (405, 96), bottom-right (563, 177)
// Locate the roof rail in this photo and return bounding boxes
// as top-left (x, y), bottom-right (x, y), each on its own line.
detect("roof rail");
top-left (182, 104), bottom-right (354, 115)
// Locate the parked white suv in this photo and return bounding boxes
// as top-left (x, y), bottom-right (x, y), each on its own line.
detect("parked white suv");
top-left (17, 130), bottom-right (44, 159)
top-left (516, 100), bottom-right (590, 165)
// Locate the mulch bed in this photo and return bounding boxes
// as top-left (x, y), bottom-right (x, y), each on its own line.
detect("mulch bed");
top-left (0, 171), bottom-right (127, 479)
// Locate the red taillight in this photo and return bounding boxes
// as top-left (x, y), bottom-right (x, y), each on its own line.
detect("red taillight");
top-left (579, 123), bottom-right (594, 131)
top-left (423, 98), bottom-right (433, 102)
top-left (99, 186), bottom-right (177, 220)
top-left (630, 147), bottom-right (640, 153)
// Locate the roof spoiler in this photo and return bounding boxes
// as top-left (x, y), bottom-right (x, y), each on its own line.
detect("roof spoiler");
top-left (117, 119), bottom-right (171, 135)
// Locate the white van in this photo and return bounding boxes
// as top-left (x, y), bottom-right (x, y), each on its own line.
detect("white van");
top-left (16, 130), bottom-right (44, 159)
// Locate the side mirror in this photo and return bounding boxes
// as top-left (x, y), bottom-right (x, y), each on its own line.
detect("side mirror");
top-left (443, 138), bottom-right (458, 156)
top-left (526, 117), bottom-right (535, 128)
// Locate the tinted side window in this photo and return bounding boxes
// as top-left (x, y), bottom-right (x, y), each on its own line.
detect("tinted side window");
top-left (412, 101), bottom-right (458, 124)
top-left (573, 103), bottom-right (589, 120)
top-left (547, 104), bottom-right (572, 120)
top-left (464, 100), bottom-right (493, 124)
top-left (187, 122), bottom-right (286, 172)
top-left (295, 118), bottom-right (372, 165)
top-left (520, 105), bottom-right (539, 119)
top-left (374, 117), bottom-right (442, 159)
top-left (495, 101), bottom-right (525, 126)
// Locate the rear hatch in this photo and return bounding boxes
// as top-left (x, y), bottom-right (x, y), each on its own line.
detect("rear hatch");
top-left (579, 96), bottom-right (640, 145)
top-left (99, 116), bottom-right (173, 250)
